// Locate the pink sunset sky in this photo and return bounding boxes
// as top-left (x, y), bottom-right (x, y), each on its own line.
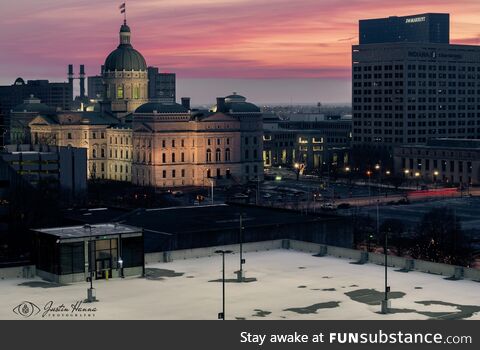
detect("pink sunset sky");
top-left (1, 0), bottom-right (480, 103)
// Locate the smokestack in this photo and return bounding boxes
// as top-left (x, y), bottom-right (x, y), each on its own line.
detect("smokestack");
top-left (68, 64), bottom-right (74, 85)
top-left (79, 64), bottom-right (85, 98)
top-left (216, 97), bottom-right (226, 113)
top-left (181, 97), bottom-right (191, 110)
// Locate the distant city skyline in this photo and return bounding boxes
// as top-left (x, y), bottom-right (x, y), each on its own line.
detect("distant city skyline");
top-left (1, 0), bottom-right (479, 103)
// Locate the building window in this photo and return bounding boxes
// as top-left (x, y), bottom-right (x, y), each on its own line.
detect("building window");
top-left (207, 139), bottom-right (211, 146)
top-left (225, 148), bottom-right (230, 162)
top-left (162, 170), bottom-right (166, 178)
top-left (172, 153), bottom-right (176, 163)
top-left (253, 149), bottom-right (258, 159)
top-left (206, 149), bottom-right (212, 162)
top-left (245, 150), bottom-right (249, 159)
top-left (172, 140), bottom-right (175, 147)
top-left (217, 138), bottom-right (221, 145)
top-left (133, 85), bottom-right (140, 99)
top-left (101, 149), bottom-right (105, 158)
top-left (215, 148), bottom-right (221, 162)
top-left (181, 152), bottom-right (185, 162)
top-left (226, 138), bottom-right (230, 145)
top-left (67, 133), bottom-right (72, 139)
top-left (181, 139), bottom-right (185, 147)
top-left (117, 85), bottom-right (124, 99)
top-left (181, 169), bottom-right (185, 177)
top-left (162, 140), bottom-right (166, 148)
top-left (92, 149), bottom-right (97, 158)
top-left (162, 153), bottom-right (166, 163)
top-left (172, 170), bottom-right (176, 178)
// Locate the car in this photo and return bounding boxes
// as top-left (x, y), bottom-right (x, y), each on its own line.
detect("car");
top-left (321, 203), bottom-right (336, 211)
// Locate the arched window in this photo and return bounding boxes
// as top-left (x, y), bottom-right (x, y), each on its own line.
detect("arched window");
top-left (117, 85), bottom-right (124, 99)
top-left (206, 149), bottom-right (212, 162)
top-left (92, 149), bottom-right (97, 158)
top-left (133, 85), bottom-right (140, 99)
top-left (215, 148), bottom-right (221, 162)
top-left (225, 148), bottom-right (231, 162)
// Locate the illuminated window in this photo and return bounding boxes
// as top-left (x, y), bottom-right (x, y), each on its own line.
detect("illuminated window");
top-left (133, 85), bottom-right (140, 99)
top-left (117, 85), bottom-right (124, 99)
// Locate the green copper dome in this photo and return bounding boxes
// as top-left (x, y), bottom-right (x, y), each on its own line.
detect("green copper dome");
top-left (104, 22), bottom-right (147, 72)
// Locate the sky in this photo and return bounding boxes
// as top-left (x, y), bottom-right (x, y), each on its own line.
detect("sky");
top-left (1, 0), bottom-right (480, 104)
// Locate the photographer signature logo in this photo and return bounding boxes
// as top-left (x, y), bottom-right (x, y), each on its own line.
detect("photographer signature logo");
top-left (13, 301), bottom-right (41, 318)
top-left (13, 300), bottom-right (97, 318)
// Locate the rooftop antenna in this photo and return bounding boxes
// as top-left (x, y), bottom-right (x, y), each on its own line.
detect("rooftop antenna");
top-left (119, 2), bottom-right (127, 24)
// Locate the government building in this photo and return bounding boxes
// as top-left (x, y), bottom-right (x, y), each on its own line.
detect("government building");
top-left (27, 19), bottom-right (263, 187)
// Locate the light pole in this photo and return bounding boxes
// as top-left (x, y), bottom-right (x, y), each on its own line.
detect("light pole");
top-left (433, 170), bottom-right (439, 188)
top-left (414, 172), bottom-right (421, 190)
top-left (215, 250), bottom-right (233, 320)
top-left (207, 178), bottom-right (214, 204)
top-left (237, 214), bottom-right (246, 281)
top-left (84, 224), bottom-right (96, 302)
top-left (366, 170), bottom-right (372, 200)
top-left (381, 228), bottom-right (391, 314)
top-left (294, 162), bottom-right (300, 181)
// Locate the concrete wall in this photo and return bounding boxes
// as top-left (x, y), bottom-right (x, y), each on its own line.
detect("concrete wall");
top-left (3, 239), bottom-right (479, 283)
top-left (0, 265), bottom-right (35, 280)
top-left (287, 240), bottom-right (480, 282)
top-left (145, 240), bottom-right (283, 264)
top-left (148, 239), bottom-right (480, 282)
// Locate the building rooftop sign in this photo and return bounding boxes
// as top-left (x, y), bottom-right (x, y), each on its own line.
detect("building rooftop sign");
top-left (405, 16), bottom-right (426, 23)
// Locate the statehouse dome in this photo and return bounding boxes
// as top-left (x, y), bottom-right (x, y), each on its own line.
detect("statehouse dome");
top-left (104, 22), bottom-right (147, 72)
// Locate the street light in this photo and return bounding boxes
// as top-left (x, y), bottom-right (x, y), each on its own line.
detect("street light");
top-left (84, 224), bottom-right (96, 302)
top-left (433, 170), bottom-right (439, 188)
top-left (215, 249), bottom-right (233, 320)
top-left (414, 172), bottom-right (421, 190)
top-left (294, 162), bottom-right (301, 181)
top-left (366, 170), bottom-right (372, 198)
top-left (381, 228), bottom-right (391, 314)
top-left (236, 214), bottom-right (246, 282)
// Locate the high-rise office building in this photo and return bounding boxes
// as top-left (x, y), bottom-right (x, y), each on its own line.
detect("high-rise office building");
top-left (352, 13), bottom-right (480, 166)
top-left (359, 13), bottom-right (449, 45)
top-left (148, 67), bottom-right (176, 103)
top-left (0, 78), bottom-right (73, 113)
top-left (87, 75), bottom-right (104, 99)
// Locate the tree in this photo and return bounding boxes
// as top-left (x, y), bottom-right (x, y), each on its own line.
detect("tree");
top-left (411, 207), bottom-right (473, 266)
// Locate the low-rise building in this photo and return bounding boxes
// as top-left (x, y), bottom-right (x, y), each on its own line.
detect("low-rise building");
top-left (33, 223), bottom-right (144, 283)
top-left (263, 116), bottom-right (351, 172)
top-left (394, 138), bottom-right (480, 185)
